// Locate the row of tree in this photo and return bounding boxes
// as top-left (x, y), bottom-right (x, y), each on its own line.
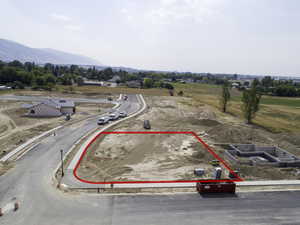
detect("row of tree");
top-left (0, 60), bottom-right (177, 90)
top-left (250, 76), bottom-right (300, 97)
top-left (1, 60), bottom-right (225, 90)
top-left (220, 81), bottom-right (261, 124)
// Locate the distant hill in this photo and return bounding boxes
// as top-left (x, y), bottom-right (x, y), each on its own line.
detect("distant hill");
top-left (0, 39), bottom-right (102, 65)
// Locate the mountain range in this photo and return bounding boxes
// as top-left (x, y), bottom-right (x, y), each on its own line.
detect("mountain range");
top-left (0, 39), bottom-right (102, 66)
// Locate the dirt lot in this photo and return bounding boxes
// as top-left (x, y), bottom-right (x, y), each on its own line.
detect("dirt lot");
top-left (78, 96), bottom-right (300, 182)
top-left (0, 97), bottom-right (113, 176)
top-left (78, 96), bottom-right (230, 182)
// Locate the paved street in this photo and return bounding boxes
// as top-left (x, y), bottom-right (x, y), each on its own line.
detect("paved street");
top-left (0, 94), bottom-right (113, 104)
top-left (1, 94), bottom-right (300, 225)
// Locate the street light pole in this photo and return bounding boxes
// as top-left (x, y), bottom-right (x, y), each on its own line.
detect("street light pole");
top-left (60, 149), bottom-right (64, 177)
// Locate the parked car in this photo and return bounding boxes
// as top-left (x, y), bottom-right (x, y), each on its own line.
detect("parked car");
top-left (107, 97), bottom-right (113, 101)
top-left (97, 117), bottom-right (109, 125)
top-left (65, 114), bottom-right (71, 121)
top-left (119, 111), bottom-right (127, 118)
top-left (108, 113), bottom-right (119, 121)
top-left (143, 120), bottom-right (151, 129)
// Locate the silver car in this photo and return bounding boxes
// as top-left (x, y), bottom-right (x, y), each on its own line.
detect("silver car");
top-left (97, 117), bottom-right (109, 125)
top-left (119, 111), bottom-right (127, 118)
top-left (108, 113), bottom-right (119, 121)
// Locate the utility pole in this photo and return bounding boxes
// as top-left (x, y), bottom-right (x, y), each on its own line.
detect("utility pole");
top-left (60, 149), bottom-right (64, 177)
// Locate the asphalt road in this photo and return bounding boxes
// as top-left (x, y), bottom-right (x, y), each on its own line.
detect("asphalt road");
top-left (1, 94), bottom-right (300, 225)
top-left (0, 94), bottom-right (113, 104)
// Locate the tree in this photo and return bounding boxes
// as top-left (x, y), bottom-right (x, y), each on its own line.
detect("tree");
top-left (252, 78), bottom-right (260, 87)
top-left (178, 91), bottom-right (184, 96)
top-left (219, 81), bottom-right (231, 113)
top-left (45, 74), bottom-right (56, 84)
top-left (10, 81), bottom-right (25, 89)
top-left (261, 76), bottom-right (273, 88)
top-left (102, 67), bottom-right (114, 80)
top-left (8, 60), bottom-right (23, 68)
top-left (36, 76), bottom-right (46, 86)
top-left (241, 85), bottom-right (261, 124)
top-left (143, 78), bottom-right (154, 88)
top-left (76, 76), bottom-right (84, 86)
top-left (164, 83), bottom-right (174, 90)
top-left (0, 66), bottom-right (17, 83)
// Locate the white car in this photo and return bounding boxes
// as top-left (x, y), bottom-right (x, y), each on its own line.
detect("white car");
top-left (108, 113), bottom-right (119, 121)
top-left (119, 111), bottom-right (127, 118)
top-left (97, 117), bottom-right (109, 125)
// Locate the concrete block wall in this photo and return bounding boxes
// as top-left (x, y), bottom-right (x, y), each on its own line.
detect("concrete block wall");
top-left (227, 144), bottom-right (300, 168)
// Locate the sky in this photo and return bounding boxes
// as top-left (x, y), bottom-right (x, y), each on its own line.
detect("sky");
top-left (1, 0), bottom-right (300, 75)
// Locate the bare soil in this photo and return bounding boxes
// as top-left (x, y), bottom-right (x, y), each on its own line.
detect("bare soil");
top-left (78, 96), bottom-right (300, 182)
top-left (78, 96), bottom-right (227, 182)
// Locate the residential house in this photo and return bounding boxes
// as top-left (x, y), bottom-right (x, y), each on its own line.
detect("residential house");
top-left (0, 85), bottom-right (12, 90)
top-left (108, 75), bottom-right (121, 83)
top-left (126, 80), bottom-right (141, 88)
top-left (23, 99), bottom-right (75, 117)
top-left (82, 80), bottom-right (102, 86)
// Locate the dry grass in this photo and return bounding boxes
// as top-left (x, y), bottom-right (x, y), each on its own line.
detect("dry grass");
top-left (173, 83), bottom-right (300, 133)
top-left (58, 85), bottom-right (170, 96)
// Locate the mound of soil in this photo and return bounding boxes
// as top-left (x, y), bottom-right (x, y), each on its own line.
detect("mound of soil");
top-left (207, 124), bottom-right (271, 144)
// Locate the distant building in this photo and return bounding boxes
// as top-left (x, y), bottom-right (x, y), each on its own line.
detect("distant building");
top-left (82, 80), bottom-right (102, 86)
top-left (23, 99), bottom-right (75, 117)
top-left (184, 78), bottom-right (194, 83)
top-left (0, 85), bottom-right (11, 90)
top-left (126, 80), bottom-right (141, 88)
top-left (82, 79), bottom-right (118, 87)
top-left (231, 82), bottom-right (240, 88)
top-left (108, 75), bottom-right (121, 83)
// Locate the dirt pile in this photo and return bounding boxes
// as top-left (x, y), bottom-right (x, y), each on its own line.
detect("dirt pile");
top-left (207, 123), bottom-right (273, 144)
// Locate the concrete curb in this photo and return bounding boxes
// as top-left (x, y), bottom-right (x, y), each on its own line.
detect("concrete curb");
top-left (52, 125), bottom-right (101, 189)
top-left (0, 126), bottom-right (62, 162)
top-left (237, 180), bottom-right (300, 186)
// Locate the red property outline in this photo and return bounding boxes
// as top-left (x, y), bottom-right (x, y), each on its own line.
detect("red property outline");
top-left (73, 131), bottom-right (244, 184)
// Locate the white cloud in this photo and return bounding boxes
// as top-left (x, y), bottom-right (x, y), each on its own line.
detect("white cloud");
top-left (50, 13), bottom-right (72, 22)
top-left (146, 0), bottom-right (224, 25)
top-left (120, 8), bottom-right (134, 22)
top-left (64, 25), bottom-right (82, 32)
top-left (120, 8), bottom-right (129, 14)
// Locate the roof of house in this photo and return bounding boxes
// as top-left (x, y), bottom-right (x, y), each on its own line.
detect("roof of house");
top-left (83, 80), bottom-right (102, 85)
top-left (51, 99), bottom-right (75, 107)
top-left (108, 75), bottom-right (121, 82)
top-left (22, 99), bottom-right (75, 109)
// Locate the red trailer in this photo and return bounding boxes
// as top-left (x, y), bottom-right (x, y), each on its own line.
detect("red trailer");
top-left (196, 182), bottom-right (236, 194)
